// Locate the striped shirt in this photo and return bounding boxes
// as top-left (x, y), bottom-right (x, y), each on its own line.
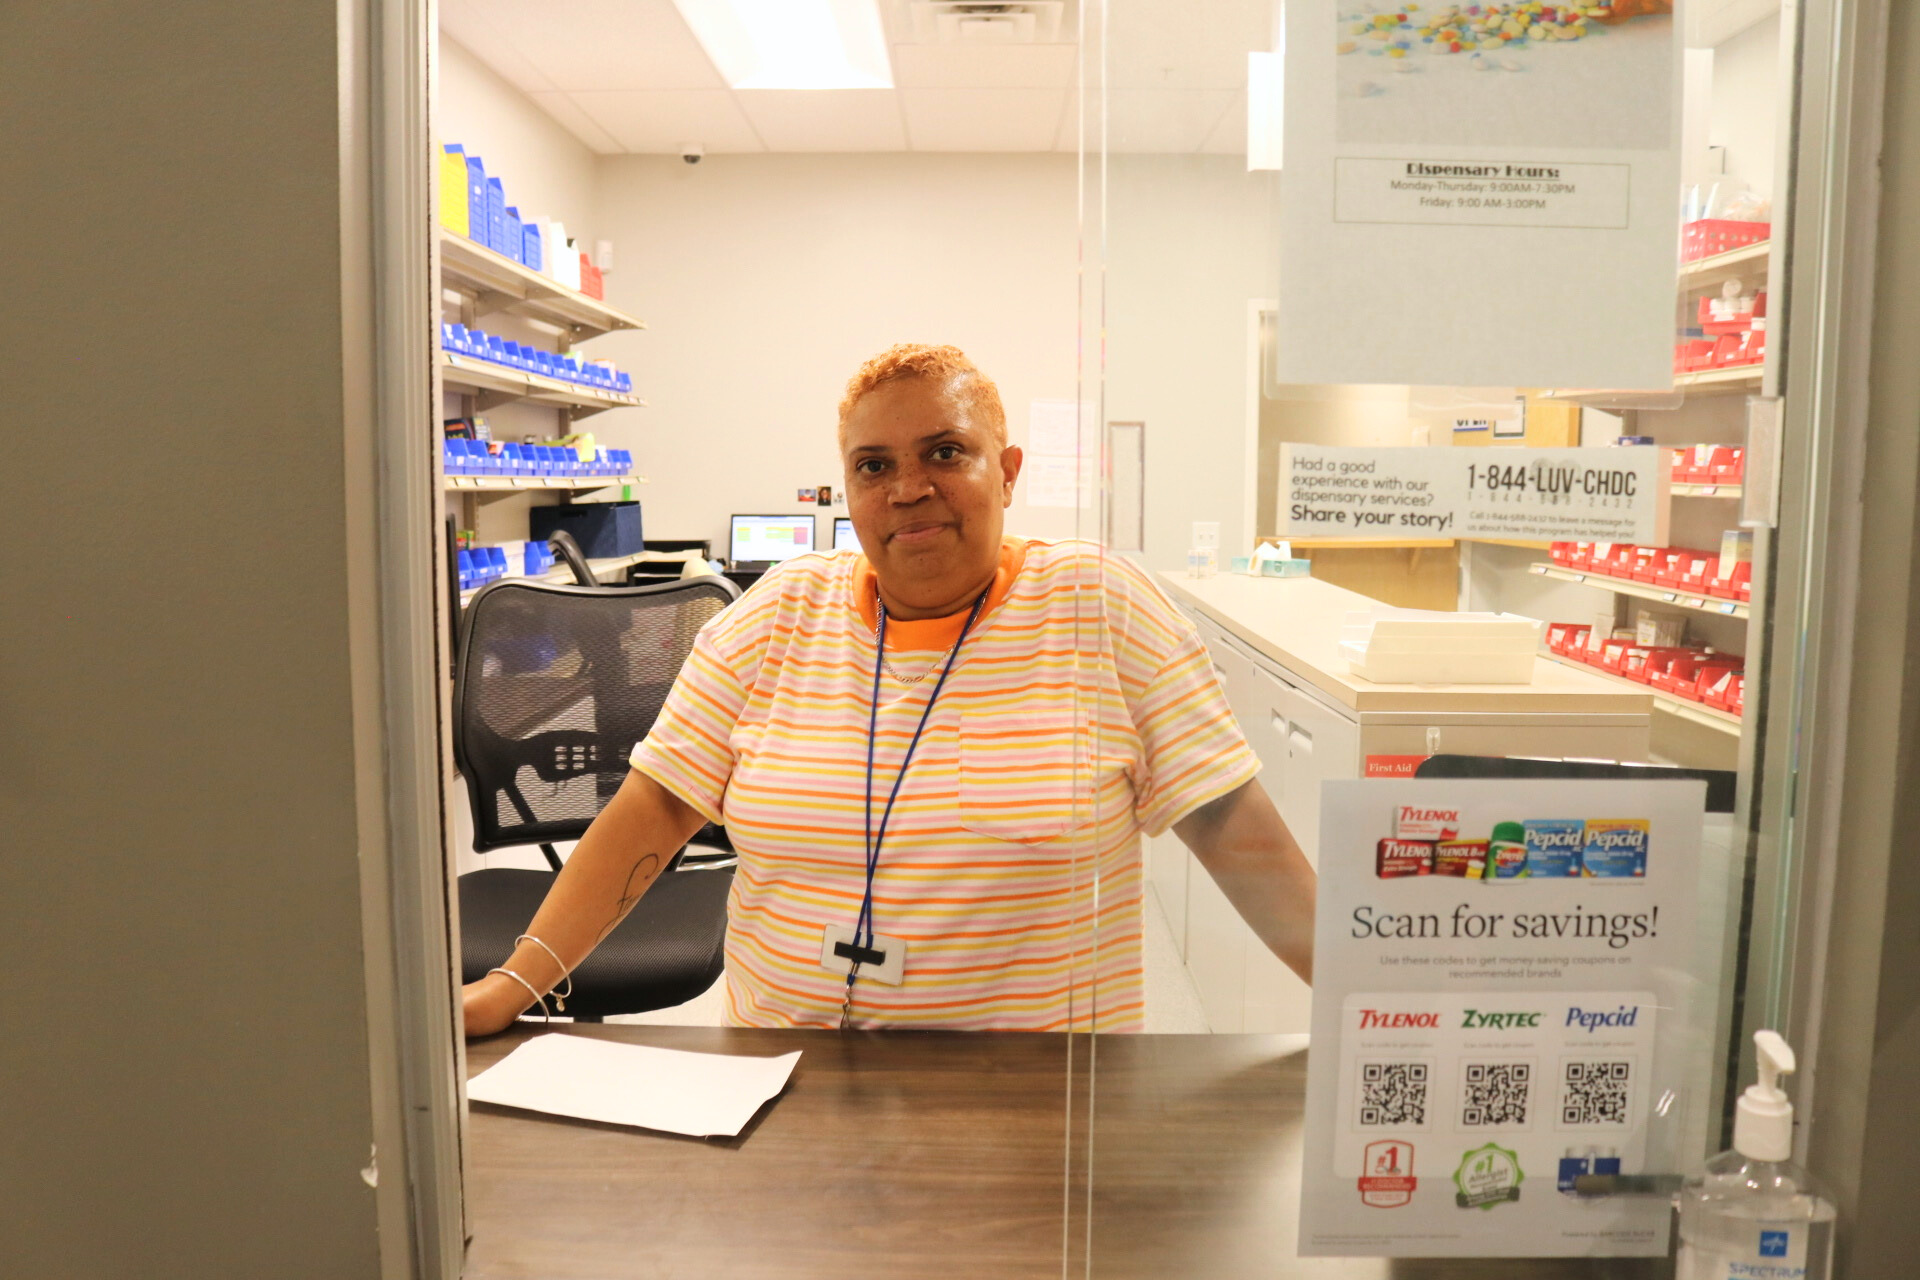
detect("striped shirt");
top-left (629, 537), bottom-right (1258, 1031)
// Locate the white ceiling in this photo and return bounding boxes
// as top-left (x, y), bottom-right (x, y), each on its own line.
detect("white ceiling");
top-left (440, 0), bottom-right (1276, 155)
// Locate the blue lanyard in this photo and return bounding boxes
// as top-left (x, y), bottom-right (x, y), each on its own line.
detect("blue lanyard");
top-left (845, 588), bottom-right (988, 1004)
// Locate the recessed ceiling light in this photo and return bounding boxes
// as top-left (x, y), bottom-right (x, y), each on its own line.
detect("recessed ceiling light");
top-left (673, 0), bottom-right (895, 90)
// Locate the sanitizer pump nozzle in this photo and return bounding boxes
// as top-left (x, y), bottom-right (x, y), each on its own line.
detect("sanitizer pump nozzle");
top-left (1734, 1030), bottom-right (1795, 1161)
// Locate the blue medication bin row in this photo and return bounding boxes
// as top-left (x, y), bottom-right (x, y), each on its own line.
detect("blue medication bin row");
top-left (459, 541), bottom-right (558, 593)
top-left (439, 144), bottom-right (583, 291)
top-left (445, 439), bottom-right (634, 478)
top-left (441, 322), bottom-right (634, 395)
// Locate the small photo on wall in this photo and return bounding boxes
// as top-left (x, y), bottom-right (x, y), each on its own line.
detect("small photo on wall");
top-left (797, 487), bottom-right (816, 503)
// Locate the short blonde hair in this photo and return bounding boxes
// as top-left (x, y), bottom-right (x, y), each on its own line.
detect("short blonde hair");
top-left (837, 343), bottom-right (1008, 446)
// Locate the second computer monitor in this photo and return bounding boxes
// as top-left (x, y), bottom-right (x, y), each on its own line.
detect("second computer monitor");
top-left (729, 514), bottom-right (816, 567)
top-left (832, 517), bottom-right (861, 553)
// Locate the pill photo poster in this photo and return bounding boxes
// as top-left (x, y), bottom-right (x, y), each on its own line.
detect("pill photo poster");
top-left (1299, 778), bottom-right (1707, 1258)
top-left (1276, 1), bottom-right (1683, 388)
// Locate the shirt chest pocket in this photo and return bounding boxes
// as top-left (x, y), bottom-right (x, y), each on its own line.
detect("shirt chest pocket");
top-left (958, 707), bottom-right (1083, 845)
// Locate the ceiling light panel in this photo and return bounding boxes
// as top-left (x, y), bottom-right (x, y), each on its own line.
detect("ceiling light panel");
top-left (673, 0), bottom-right (894, 90)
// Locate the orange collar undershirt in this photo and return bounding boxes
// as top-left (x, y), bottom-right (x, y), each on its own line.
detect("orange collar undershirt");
top-left (852, 537), bottom-right (1028, 653)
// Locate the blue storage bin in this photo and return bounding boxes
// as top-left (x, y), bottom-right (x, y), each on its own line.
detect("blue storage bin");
top-left (465, 156), bottom-right (488, 243)
top-left (486, 547), bottom-right (508, 579)
top-left (503, 206), bottom-right (524, 264)
top-left (522, 221), bottom-right (543, 272)
top-left (615, 371), bottom-right (632, 394)
top-left (486, 177), bottom-right (508, 255)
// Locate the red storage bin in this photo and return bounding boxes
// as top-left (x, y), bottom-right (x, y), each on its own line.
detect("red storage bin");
top-left (1550, 541), bottom-right (1576, 567)
top-left (1698, 294), bottom-right (1757, 337)
top-left (1676, 340), bottom-right (1715, 374)
top-left (1625, 645), bottom-right (1693, 685)
top-left (1600, 544), bottom-right (1638, 580)
top-left (1690, 662), bottom-right (1744, 705)
top-left (1708, 560), bottom-right (1751, 601)
top-left (1682, 218), bottom-right (1771, 262)
top-left (1677, 551), bottom-right (1716, 593)
top-left (1710, 447), bottom-right (1746, 485)
top-left (1702, 667), bottom-right (1745, 712)
top-left (1653, 548), bottom-right (1698, 589)
top-left (1727, 672), bottom-right (1746, 717)
top-left (1652, 649), bottom-right (1708, 695)
top-left (1569, 541), bottom-right (1595, 571)
top-left (1547, 622), bottom-right (1587, 656)
top-left (1628, 545), bottom-right (1664, 583)
top-left (1600, 637), bottom-right (1633, 674)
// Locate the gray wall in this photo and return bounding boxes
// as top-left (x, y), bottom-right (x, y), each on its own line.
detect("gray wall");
top-left (1813, 0), bottom-right (1920, 1272)
top-left (0, 5), bottom-right (386, 1275)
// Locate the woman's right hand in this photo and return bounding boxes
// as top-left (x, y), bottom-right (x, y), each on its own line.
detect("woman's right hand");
top-left (461, 973), bottom-right (532, 1039)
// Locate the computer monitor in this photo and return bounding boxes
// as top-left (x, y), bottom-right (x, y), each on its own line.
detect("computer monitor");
top-left (832, 518), bottom-right (861, 553)
top-left (729, 514), bottom-right (816, 568)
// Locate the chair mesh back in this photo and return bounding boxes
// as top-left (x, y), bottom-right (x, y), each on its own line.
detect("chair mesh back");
top-left (454, 577), bottom-right (737, 851)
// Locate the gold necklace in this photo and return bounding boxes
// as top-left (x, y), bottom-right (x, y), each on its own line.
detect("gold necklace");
top-left (871, 602), bottom-right (961, 685)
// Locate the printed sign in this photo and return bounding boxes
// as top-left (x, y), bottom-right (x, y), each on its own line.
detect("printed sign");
top-left (1279, 444), bottom-right (1669, 543)
top-left (1277, 1), bottom-right (1682, 387)
top-left (1299, 778), bottom-right (1705, 1258)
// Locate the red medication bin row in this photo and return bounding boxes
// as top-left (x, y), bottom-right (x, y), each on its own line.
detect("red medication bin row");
top-left (1545, 623), bottom-right (1744, 717)
top-left (1668, 445), bottom-right (1745, 485)
top-left (1547, 542), bottom-right (1750, 601)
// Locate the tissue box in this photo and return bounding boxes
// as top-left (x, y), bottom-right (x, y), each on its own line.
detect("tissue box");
top-left (1339, 610), bottom-right (1541, 685)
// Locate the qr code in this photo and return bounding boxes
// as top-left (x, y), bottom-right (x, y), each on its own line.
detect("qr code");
top-left (1359, 1061), bottom-right (1429, 1127)
top-left (1460, 1061), bottom-right (1532, 1127)
top-left (1562, 1060), bottom-right (1632, 1126)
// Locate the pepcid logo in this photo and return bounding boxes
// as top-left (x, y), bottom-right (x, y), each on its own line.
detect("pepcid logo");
top-left (1759, 1230), bottom-right (1790, 1258)
top-left (1359, 1140), bottom-right (1416, 1208)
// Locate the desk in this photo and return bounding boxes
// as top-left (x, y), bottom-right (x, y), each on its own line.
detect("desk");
top-left (464, 1026), bottom-right (1668, 1279)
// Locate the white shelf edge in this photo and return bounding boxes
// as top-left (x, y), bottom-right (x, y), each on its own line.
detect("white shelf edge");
top-left (1539, 652), bottom-right (1742, 736)
top-left (444, 474), bottom-right (648, 492)
top-left (458, 551), bottom-right (652, 603)
top-left (1528, 562), bottom-right (1750, 620)
top-left (1670, 483), bottom-right (1744, 498)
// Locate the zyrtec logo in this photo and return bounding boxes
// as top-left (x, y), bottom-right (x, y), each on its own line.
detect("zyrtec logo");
top-left (1462, 1009), bottom-right (1542, 1029)
top-left (1358, 1009), bottom-right (1441, 1029)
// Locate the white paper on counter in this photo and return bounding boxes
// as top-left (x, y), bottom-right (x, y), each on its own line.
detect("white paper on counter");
top-left (466, 1033), bottom-right (801, 1137)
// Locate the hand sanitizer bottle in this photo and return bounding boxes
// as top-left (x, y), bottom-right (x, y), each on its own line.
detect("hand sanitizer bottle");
top-left (1675, 1031), bottom-right (1836, 1280)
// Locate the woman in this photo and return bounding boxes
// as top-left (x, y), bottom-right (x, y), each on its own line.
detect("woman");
top-left (464, 344), bottom-right (1316, 1035)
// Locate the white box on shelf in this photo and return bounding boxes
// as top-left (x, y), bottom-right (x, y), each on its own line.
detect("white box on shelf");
top-left (1338, 608), bottom-right (1542, 685)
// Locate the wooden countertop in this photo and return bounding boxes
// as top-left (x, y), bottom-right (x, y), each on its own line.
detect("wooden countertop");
top-left (1159, 571), bottom-right (1653, 718)
top-left (463, 1024), bottom-right (1662, 1280)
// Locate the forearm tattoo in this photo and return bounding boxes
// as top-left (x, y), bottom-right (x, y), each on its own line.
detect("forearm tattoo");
top-left (595, 852), bottom-right (662, 945)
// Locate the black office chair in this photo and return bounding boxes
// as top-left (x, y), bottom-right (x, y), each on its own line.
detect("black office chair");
top-left (453, 569), bottom-right (743, 1020)
top-left (1413, 754), bottom-right (1737, 812)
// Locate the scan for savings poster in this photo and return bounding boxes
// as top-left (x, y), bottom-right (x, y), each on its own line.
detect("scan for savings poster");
top-left (1277, 0), bottom-right (1683, 388)
top-left (1299, 779), bottom-right (1705, 1257)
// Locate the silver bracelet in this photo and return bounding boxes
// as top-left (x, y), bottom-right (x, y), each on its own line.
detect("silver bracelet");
top-left (486, 966), bottom-right (551, 1023)
top-left (514, 933), bottom-right (573, 1013)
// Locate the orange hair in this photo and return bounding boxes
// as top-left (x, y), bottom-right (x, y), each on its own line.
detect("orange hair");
top-left (837, 343), bottom-right (1008, 446)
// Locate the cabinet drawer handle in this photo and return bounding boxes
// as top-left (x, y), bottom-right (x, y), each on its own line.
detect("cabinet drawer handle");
top-left (1289, 724), bottom-right (1314, 756)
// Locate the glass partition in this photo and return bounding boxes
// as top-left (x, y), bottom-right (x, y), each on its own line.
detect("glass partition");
top-left (1081, 0), bottom-right (1829, 1273)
